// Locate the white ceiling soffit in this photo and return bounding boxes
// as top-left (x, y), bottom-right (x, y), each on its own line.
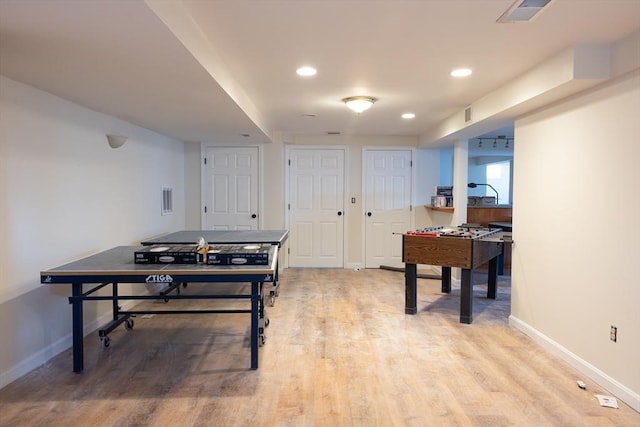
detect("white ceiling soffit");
top-left (0, 0), bottom-right (269, 144)
top-left (421, 31), bottom-right (640, 146)
top-left (1, 1), bottom-right (639, 144)
top-left (144, 0), bottom-right (271, 142)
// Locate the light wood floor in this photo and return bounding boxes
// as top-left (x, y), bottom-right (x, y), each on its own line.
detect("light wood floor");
top-left (1, 268), bottom-right (638, 426)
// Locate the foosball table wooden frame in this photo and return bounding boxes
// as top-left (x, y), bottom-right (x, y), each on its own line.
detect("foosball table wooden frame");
top-left (402, 228), bottom-right (504, 323)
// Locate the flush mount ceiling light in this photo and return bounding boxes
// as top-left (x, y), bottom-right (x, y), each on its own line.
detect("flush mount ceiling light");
top-left (401, 113), bottom-right (416, 119)
top-left (451, 68), bottom-right (472, 78)
top-left (342, 96), bottom-right (377, 113)
top-left (296, 66), bottom-right (317, 77)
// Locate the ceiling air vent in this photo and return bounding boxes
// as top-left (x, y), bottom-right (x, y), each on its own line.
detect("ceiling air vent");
top-left (497, 0), bottom-right (553, 23)
top-left (464, 106), bottom-right (472, 123)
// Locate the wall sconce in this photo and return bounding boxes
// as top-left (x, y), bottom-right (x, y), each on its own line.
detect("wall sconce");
top-left (342, 96), bottom-right (377, 113)
top-left (106, 134), bottom-right (127, 149)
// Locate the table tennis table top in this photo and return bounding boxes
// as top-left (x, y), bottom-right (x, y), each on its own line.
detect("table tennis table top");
top-left (141, 230), bottom-right (289, 247)
top-left (41, 245), bottom-right (278, 283)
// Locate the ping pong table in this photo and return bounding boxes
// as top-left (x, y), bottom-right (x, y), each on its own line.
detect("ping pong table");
top-left (141, 230), bottom-right (289, 246)
top-left (141, 230), bottom-right (288, 306)
top-left (41, 244), bottom-right (278, 373)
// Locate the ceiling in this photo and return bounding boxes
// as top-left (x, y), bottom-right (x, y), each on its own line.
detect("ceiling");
top-left (1, 0), bottom-right (639, 146)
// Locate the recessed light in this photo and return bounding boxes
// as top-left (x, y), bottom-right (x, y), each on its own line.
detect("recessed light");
top-left (401, 113), bottom-right (415, 119)
top-left (451, 68), bottom-right (472, 78)
top-left (296, 66), bottom-right (317, 77)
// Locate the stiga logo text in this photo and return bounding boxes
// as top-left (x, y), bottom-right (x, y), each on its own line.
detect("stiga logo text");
top-left (145, 274), bottom-right (173, 283)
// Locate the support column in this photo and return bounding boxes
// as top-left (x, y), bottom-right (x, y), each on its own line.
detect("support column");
top-left (451, 140), bottom-right (469, 284)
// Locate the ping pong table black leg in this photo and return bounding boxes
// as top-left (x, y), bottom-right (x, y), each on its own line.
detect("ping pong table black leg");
top-left (112, 281), bottom-right (119, 321)
top-left (251, 282), bottom-right (259, 369)
top-left (269, 258), bottom-right (280, 306)
top-left (258, 282), bottom-right (265, 321)
top-left (71, 282), bottom-right (84, 373)
top-left (258, 282), bottom-right (269, 336)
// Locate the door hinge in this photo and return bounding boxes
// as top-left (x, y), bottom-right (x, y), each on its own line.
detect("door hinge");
top-left (410, 204), bottom-right (413, 212)
top-left (410, 160), bottom-right (413, 167)
top-left (204, 206), bottom-right (207, 213)
top-left (288, 159), bottom-right (291, 166)
top-left (288, 248), bottom-right (290, 254)
top-left (288, 203), bottom-right (290, 210)
top-left (204, 157), bottom-right (207, 165)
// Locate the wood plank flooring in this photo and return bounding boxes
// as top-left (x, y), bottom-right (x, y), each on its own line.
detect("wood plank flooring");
top-left (1, 268), bottom-right (638, 426)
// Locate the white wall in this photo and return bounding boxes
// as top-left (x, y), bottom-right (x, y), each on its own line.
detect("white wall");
top-left (438, 147), bottom-right (453, 186)
top-left (262, 132), bottom-right (286, 231)
top-left (0, 76), bottom-right (186, 387)
top-left (184, 142), bottom-right (202, 229)
top-left (414, 147), bottom-right (441, 229)
top-left (468, 161), bottom-right (487, 195)
top-left (510, 70), bottom-right (640, 410)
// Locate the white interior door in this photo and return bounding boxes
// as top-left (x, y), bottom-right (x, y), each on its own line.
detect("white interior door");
top-left (203, 146), bottom-right (259, 230)
top-left (288, 148), bottom-right (345, 267)
top-left (364, 149), bottom-right (412, 268)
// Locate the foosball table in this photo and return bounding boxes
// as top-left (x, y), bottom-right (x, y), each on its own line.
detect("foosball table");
top-left (402, 226), bottom-right (505, 323)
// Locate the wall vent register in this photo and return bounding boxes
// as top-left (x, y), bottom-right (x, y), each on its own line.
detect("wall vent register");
top-left (161, 186), bottom-right (173, 215)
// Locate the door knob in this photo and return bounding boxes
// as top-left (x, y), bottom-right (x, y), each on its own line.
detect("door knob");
top-left (337, 211), bottom-right (342, 216)
top-left (251, 214), bottom-right (257, 219)
top-left (367, 212), bottom-right (372, 217)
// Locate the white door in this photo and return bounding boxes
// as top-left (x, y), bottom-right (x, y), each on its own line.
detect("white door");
top-left (203, 146), bottom-right (259, 230)
top-left (288, 148), bottom-right (345, 267)
top-left (364, 149), bottom-right (412, 268)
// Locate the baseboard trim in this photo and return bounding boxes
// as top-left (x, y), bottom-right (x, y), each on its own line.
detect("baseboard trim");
top-left (509, 315), bottom-right (640, 413)
top-left (0, 299), bottom-right (139, 389)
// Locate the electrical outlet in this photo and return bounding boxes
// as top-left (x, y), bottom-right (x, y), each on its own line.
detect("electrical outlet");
top-left (610, 325), bottom-right (617, 342)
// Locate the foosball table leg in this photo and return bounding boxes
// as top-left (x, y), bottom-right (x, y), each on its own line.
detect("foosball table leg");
top-left (460, 268), bottom-right (474, 324)
top-left (441, 266), bottom-right (452, 293)
top-left (405, 263), bottom-right (417, 315)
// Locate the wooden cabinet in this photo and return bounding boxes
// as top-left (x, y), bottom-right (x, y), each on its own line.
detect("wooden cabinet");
top-left (466, 206), bottom-right (512, 226)
top-left (466, 206), bottom-right (512, 271)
